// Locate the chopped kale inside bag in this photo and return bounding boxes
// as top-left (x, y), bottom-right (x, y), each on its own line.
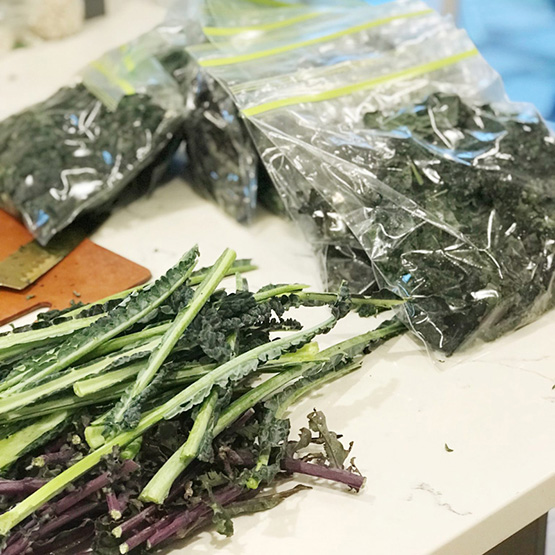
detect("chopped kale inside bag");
top-left (298, 189), bottom-right (376, 293)
top-left (355, 93), bottom-right (555, 353)
top-left (183, 71), bottom-right (259, 224)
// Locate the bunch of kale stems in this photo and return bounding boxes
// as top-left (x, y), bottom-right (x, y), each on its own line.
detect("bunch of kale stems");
top-left (0, 245), bottom-right (405, 554)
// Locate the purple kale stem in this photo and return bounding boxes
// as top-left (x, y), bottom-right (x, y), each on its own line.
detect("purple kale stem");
top-left (51, 472), bottom-right (110, 515)
top-left (146, 485), bottom-right (244, 550)
top-left (146, 505), bottom-right (208, 550)
top-left (229, 407), bottom-right (256, 431)
top-left (44, 434), bottom-right (68, 454)
top-left (117, 491), bottom-right (130, 514)
top-left (3, 502), bottom-right (100, 554)
top-left (169, 488), bottom-right (261, 545)
top-left (34, 446), bottom-right (75, 467)
top-left (37, 501), bottom-right (100, 539)
top-left (227, 447), bottom-right (256, 468)
top-left (114, 505), bottom-right (160, 538)
top-left (51, 459), bottom-right (138, 515)
top-left (114, 468), bottom-right (193, 539)
top-left (31, 522), bottom-right (95, 555)
top-left (5, 520), bottom-right (35, 547)
top-left (281, 458), bottom-right (366, 492)
top-left (1, 535), bottom-right (30, 555)
top-left (0, 478), bottom-right (48, 496)
top-left (107, 490), bottom-right (122, 519)
top-left (120, 512), bottom-right (179, 553)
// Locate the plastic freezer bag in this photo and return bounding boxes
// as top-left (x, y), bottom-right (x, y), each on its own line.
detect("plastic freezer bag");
top-left (182, 0), bottom-right (367, 222)
top-left (239, 31), bottom-right (555, 355)
top-left (196, 0), bottom-right (446, 80)
top-left (181, 67), bottom-right (261, 223)
top-left (0, 20), bottom-right (196, 245)
top-left (184, 0), bottom-right (450, 223)
top-left (202, 1), bottom-right (364, 49)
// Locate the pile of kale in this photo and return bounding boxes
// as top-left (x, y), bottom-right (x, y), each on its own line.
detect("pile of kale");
top-left (0, 249), bottom-right (404, 554)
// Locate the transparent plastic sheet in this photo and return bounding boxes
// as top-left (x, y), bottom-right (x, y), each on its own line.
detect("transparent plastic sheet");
top-left (0, 2), bottom-right (202, 245)
top-left (180, 0), bottom-right (365, 222)
top-left (239, 31), bottom-right (555, 355)
top-left (184, 0), bottom-right (450, 223)
top-left (203, 0), bottom-right (363, 49)
top-left (196, 0), bottom-right (445, 73)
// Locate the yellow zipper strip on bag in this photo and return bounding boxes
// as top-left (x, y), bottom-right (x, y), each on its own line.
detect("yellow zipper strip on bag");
top-left (89, 61), bottom-right (136, 97)
top-left (201, 9), bottom-right (434, 66)
top-left (242, 48), bottom-right (480, 117)
top-left (203, 11), bottom-right (321, 37)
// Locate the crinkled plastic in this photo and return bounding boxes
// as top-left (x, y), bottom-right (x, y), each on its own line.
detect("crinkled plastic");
top-left (185, 0), bottom-right (450, 223)
top-left (0, 5), bottom-right (202, 245)
top-left (239, 30), bottom-right (555, 355)
top-left (182, 66), bottom-right (261, 223)
top-left (202, 0), bottom-right (363, 49)
top-left (196, 0), bottom-right (446, 76)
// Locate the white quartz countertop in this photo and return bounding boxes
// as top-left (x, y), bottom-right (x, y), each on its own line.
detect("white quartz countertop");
top-left (2, 4), bottom-right (555, 554)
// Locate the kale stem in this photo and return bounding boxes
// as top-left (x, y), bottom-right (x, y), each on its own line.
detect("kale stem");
top-left (294, 291), bottom-right (406, 308)
top-left (0, 246), bottom-right (200, 396)
top-left (139, 390), bottom-right (219, 504)
top-left (0, 479), bottom-right (48, 496)
top-left (0, 340), bottom-right (160, 417)
top-left (275, 320), bottom-right (406, 418)
top-left (0, 316), bottom-right (336, 536)
top-left (0, 411), bottom-right (70, 471)
top-left (63, 259), bottom-right (257, 320)
top-left (281, 458), bottom-right (366, 491)
top-left (108, 249), bottom-right (237, 430)
top-left (275, 362), bottom-right (361, 420)
top-left (214, 366), bottom-right (305, 437)
top-left (0, 314), bottom-right (102, 363)
top-left (253, 283), bottom-right (309, 302)
top-left (83, 322), bottom-right (171, 361)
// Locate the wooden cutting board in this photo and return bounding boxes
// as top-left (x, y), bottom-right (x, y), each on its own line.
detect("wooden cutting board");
top-left (0, 211), bottom-right (151, 325)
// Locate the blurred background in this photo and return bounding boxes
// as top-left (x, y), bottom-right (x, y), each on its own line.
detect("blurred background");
top-left (1, 0), bottom-right (553, 125)
top-left (376, 0), bottom-right (555, 126)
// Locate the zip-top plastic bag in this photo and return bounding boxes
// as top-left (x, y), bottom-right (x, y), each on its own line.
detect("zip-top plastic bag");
top-left (238, 29), bottom-right (555, 355)
top-left (183, 0), bottom-right (369, 223)
top-left (0, 2), bottom-right (202, 245)
top-left (184, 0), bottom-right (450, 223)
top-left (202, 0), bottom-right (364, 48)
top-left (196, 0), bottom-right (445, 78)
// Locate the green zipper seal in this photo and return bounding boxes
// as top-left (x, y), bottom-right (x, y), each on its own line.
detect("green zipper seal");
top-left (242, 48), bottom-right (480, 117)
top-left (203, 11), bottom-right (321, 37)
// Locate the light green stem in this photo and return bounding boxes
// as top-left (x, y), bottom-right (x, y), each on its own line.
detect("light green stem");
top-left (0, 340), bottom-right (159, 416)
top-left (83, 322), bottom-right (171, 361)
top-left (0, 411), bottom-right (69, 471)
top-left (0, 315), bottom-right (102, 359)
top-left (275, 362), bottom-right (361, 419)
top-left (109, 249), bottom-right (237, 427)
top-left (214, 366), bottom-right (304, 436)
top-left (140, 390), bottom-right (219, 504)
top-left (253, 284), bottom-right (309, 302)
top-left (294, 291), bottom-right (406, 308)
top-left (1, 247), bottom-right (199, 396)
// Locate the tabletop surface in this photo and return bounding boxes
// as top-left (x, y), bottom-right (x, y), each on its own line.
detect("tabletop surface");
top-left (2, 3), bottom-right (555, 554)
